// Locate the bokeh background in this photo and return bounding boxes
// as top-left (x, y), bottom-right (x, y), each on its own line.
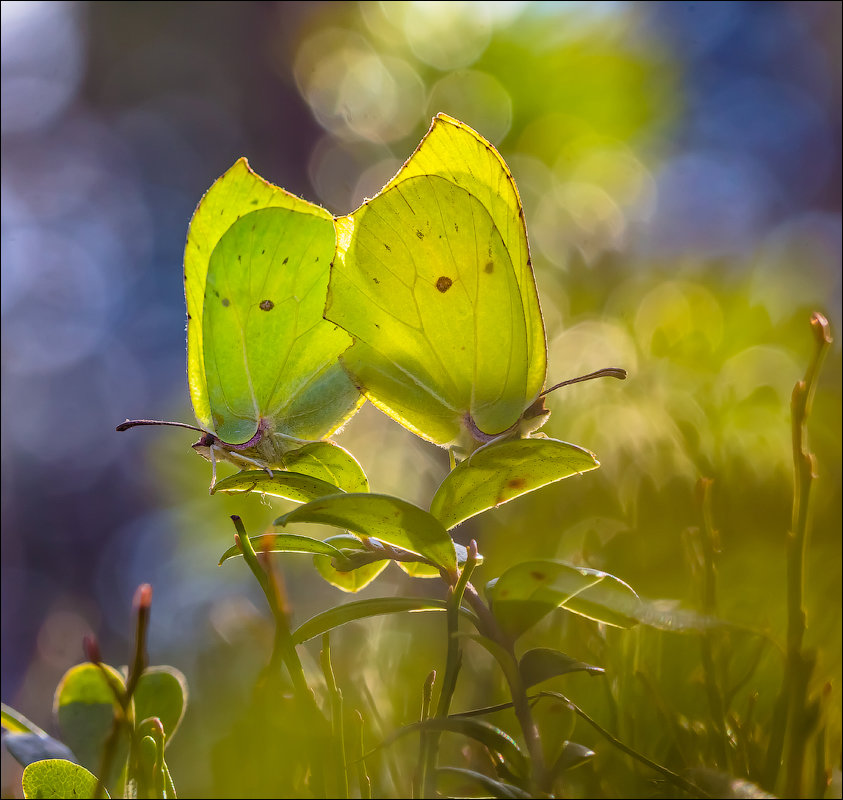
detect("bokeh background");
top-left (2, 1), bottom-right (840, 797)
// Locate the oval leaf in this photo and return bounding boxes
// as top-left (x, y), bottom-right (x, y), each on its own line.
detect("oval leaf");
top-left (133, 666), bottom-right (188, 745)
top-left (291, 597), bottom-right (473, 644)
top-left (275, 493), bottom-right (457, 573)
top-left (280, 441), bottom-right (369, 493)
top-left (431, 439), bottom-right (599, 530)
top-left (22, 759), bottom-right (106, 799)
top-left (211, 470), bottom-right (344, 502)
top-left (551, 741), bottom-right (596, 775)
top-left (487, 560), bottom-right (640, 638)
top-left (219, 533), bottom-right (345, 565)
top-left (396, 542), bottom-right (483, 579)
top-left (313, 552), bottom-right (389, 593)
top-left (519, 648), bottom-right (605, 689)
top-left (54, 663), bottom-right (127, 781)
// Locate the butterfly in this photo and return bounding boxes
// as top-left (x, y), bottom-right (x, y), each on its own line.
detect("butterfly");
top-left (118, 158), bottom-right (364, 485)
top-left (325, 114), bottom-right (624, 454)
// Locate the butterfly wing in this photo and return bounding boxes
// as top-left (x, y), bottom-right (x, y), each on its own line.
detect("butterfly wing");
top-left (185, 159), bottom-right (361, 445)
top-left (326, 114), bottom-right (546, 445)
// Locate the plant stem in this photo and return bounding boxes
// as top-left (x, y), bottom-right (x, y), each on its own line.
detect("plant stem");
top-left (461, 581), bottom-right (549, 794)
top-left (779, 313), bottom-right (831, 797)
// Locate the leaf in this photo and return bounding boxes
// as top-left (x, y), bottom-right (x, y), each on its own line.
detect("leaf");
top-left (22, 759), bottom-right (106, 799)
top-left (486, 560), bottom-right (640, 638)
top-left (5, 734), bottom-right (78, 770)
top-left (325, 113), bottom-right (546, 447)
top-left (313, 549), bottom-right (389, 593)
top-left (396, 718), bottom-right (528, 781)
top-left (291, 597), bottom-right (478, 645)
top-left (278, 442), bottom-right (369, 493)
top-left (551, 741), bottom-right (596, 774)
top-left (219, 533), bottom-right (345, 565)
top-left (211, 470), bottom-right (344, 502)
top-left (133, 666), bottom-right (188, 745)
top-left (53, 664), bottom-right (128, 781)
top-left (519, 648), bottom-right (605, 689)
top-left (275, 493), bottom-right (457, 573)
top-left (396, 542), bottom-right (483, 579)
top-left (2, 704), bottom-right (46, 736)
top-left (436, 767), bottom-right (532, 799)
top-left (430, 438), bottom-right (599, 529)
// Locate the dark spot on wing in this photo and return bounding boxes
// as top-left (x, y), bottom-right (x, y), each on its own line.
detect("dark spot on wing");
top-left (315, 256), bottom-right (319, 262)
top-left (237, 255), bottom-right (241, 262)
top-left (373, 277), bottom-right (380, 284)
top-left (436, 276), bottom-right (453, 293)
top-left (485, 261), bottom-right (494, 273)
top-left (250, 199), bottom-right (258, 205)
top-left (187, 314), bottom-right (192, 320)
top-left (374, 322), bottom-right (380, 329)
top-left (260, 300), bottom-right (274, 311)
top-left (221, 298), bottom-right (230, 307)
top-left (507, 477), bottom-right (526, 490)
top-left (384, 243), bottom-right (391, 251)
top-left (530, 571), bottom-right (547, 581)
top-left (416, 230), bottom-right (424, 240)
top-left (213, 290), bottom-right (219, 297)
top-left (454, 223), bottom-right (459, 233)
top-left (261, 249), bottom-right (265, 255)
top-left (283, 257), bottom-right (288, 265)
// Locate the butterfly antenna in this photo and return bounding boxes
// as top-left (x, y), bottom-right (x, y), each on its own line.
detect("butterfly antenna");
top-left (540, 367), bottom-right (627, 397)
top-left (209, 443), bottom-right (218, 493)
top-left (116, 419), bottom-right (207, 434)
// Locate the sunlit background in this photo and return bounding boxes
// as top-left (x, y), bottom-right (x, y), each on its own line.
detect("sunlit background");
top-left (2, 2), bottom-right (840, 796)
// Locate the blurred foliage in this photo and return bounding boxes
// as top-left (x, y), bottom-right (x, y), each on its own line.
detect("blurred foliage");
top-left (2, 1), bottom-right (840, 798)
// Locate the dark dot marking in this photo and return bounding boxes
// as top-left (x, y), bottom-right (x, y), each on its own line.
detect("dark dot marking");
top-left (213, 290), bottom-right (219, 297)
top-left (283, 257), bottom-right (288, 265)
top-left (374, 322), bottom-right (380, 329)
top-left (237, 255), bottom-right (241, 262)
top-left (436, 276), bottom-right (453, 293)
top-left (315, 257), bottom-right (319, 262)
top-left (250, 199), bottom-right (258, 205)
top-left (507, 477), bottom-right (526, 490)
top-left (384, 243), bottom-right (391, 251)
top-left (530, 571), bottom-right (547, 581)
top-left (187, 314), bottom-right (192, 320)
top-left (373, 277), bottom-right (380, 284)
top-left (261, 249), bottom-right (265, 255)
top-left (454, 223), bottom-right (459, 233)
top-left (260, 300), bottom-right (274, 311)
top-left (416, 230), bottom-right (424, 240)
top-left (222, 298), bottom-right (230, 307)
top-left (485, 261), bottom-right (494, 274)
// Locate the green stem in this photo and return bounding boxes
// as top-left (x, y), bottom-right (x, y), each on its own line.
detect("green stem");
top-left (779, 314), bottom-right (831, 797)
top-left (321, 634), bottom-right (349, 799)
top-left (461, 581), bottom-right (548, 794)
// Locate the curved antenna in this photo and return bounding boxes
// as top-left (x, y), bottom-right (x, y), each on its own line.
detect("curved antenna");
top-left (115, 419), bottom-right (207, 434)
top-left (540, 367), bottom-right (627, 397)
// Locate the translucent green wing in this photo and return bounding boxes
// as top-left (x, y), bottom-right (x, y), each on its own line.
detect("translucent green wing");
top-left (326, 114), bottom-right (547, 446)
top-left (185, 159), bottom-right (361, 446)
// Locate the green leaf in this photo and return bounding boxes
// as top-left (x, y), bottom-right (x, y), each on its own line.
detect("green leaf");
top-left (54, 664), bottom-right (127, 781)
top-left (313, 550), bottom-right (389, 593)
top-left (133, 666), bottom-right (188, 745)
top-left (22, 759), bottom-right (106, 799)
top-left (551, 741), bottom-right (596, 774)
top-left (430, 438), bottom-right (599, 529)
top-left (291, 597), bottom-right (477, 645)
top-left (518, 648), bottom-right (605, 689)
top-left (275, 493), bottom-right (457, 573)
top-left (436, 767), bottom-right (532, 799)
top-left (398, 718), bottom-right (528, 781)
top-left (2, 704), bottom-right (46, 736)
top-left (396, 542), bottom-right (483, 578)
top-left (219, 533), bottom-right (345, 565)
top-left (325, 113), bottom-right (546, 448)
top-left (211, 470), bottom-right (344, 501)
top-left (279, 442), bottom-right (370, 493)
top-left (486, 560), bottom-right (640, 638)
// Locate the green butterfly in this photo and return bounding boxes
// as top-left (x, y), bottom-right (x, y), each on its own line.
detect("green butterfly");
top-left (325, 113), bottom-right (624, 453)
top-left (118, 159), bottom-right (364, 483)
